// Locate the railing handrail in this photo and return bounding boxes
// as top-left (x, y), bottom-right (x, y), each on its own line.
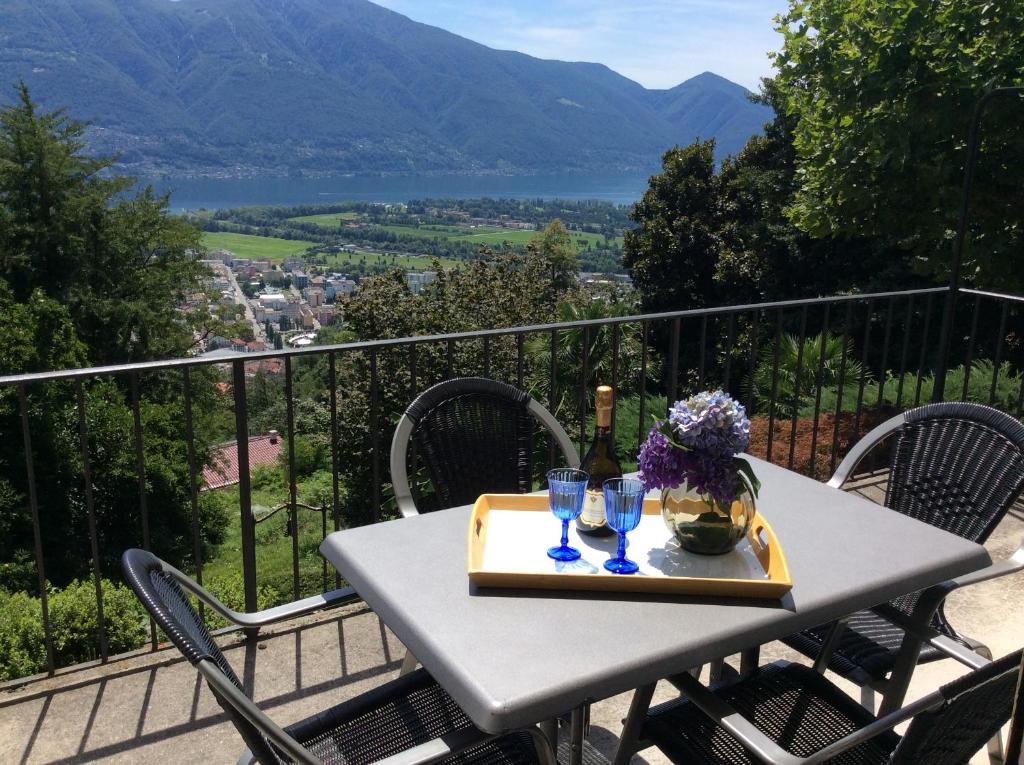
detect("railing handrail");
top-left (959, 287), bottom-right (1024, 306)
top-left (0, 286), bottom-right (949, 387)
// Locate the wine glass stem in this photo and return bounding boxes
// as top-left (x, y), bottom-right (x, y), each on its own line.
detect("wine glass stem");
top-left (616, 531), bottom-right (627, 561)
top-left (561, 519), bottom-right (569, 548)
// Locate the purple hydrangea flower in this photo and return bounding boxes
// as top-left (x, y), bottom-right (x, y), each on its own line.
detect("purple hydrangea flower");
top-left (637, 390), bottom-right (755, 505)
top-left (668, 390), bottom-right (750, 456)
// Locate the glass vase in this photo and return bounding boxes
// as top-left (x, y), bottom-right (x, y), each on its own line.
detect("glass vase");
top-left (660, 474), bottom-right (755, 555)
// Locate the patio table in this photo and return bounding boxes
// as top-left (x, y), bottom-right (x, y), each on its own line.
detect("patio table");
top-left (320, 456), bottom-right (991, 763)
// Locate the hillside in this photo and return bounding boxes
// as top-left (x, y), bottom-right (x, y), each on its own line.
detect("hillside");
top-left (0, 0), bottom-right (774, 177)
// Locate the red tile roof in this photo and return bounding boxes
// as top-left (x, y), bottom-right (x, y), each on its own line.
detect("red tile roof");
top-left (202, 433), bottom-right (282, 490)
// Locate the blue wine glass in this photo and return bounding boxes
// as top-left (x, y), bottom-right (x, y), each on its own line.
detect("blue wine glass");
top-left (603, 478), bottom-right (645, 574)
top-left (546, 468), bottom-right (589, 561)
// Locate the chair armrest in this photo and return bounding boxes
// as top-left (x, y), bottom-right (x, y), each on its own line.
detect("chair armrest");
top-left (370, 724), bottom-right (556, 765)
top-left (167, 557), bottom-right (356, 628)
top-left (896, 538), bottom-right (1024, 625)
top-left (869, 605), bottom-right (993, 671)
top-left (672, 668), bottom-right (944, 765)
top-left (370, 726), bottom-right (496, 765)
top-left (234, 587), bottom-right (357, 627)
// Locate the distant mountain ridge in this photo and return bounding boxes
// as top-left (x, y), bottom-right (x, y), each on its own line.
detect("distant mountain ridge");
top-left (0, 0), bottom-right (773, 178)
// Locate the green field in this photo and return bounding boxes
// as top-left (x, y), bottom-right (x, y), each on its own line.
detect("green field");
top-left (203, 232), bottom-right (319, 260)
top-left (288, 211), bottom-right (361, 228)
top-left (372, 223), bottom-right (622, 248)
top-left (316, 250), bottom-right (462, 270)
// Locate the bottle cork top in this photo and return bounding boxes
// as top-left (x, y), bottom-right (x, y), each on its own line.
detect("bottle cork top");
top-left (595, 385), bottom-right (613, 409)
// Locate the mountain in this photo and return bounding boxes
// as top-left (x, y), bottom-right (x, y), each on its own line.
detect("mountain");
top-left (0, 0), bottom-right (773, 178)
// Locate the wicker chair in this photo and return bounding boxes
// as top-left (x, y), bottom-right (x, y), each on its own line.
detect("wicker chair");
top-left (639, 647), bottom-right (1023, 765)
top-left (390, 377), bottom-right (580, 518)
top-left (121, 549), bottom-right (555, 765)
top-left (777, 402), bottom-right (1024, 714)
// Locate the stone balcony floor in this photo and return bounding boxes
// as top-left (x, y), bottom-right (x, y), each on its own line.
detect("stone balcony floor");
top-left (2, 478), bottom-right (1022, 765)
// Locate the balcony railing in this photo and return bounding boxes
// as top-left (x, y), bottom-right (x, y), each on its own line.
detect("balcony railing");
top-left (2, 284), bottom-right (1023, 684)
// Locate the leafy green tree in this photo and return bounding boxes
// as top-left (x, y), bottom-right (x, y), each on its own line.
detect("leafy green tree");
top-left (623, 140), bottom-right (721, 313)
top-left (0, 86), bottom-right (225, 591)
top-left (0, 83), bottom-right (208, 364)
top-left (530, 219), bottom-right (578, 290)
top-left (773, 0), bottom-right (1024, 289)
top-left (715, 82), bottom-right (918, 302)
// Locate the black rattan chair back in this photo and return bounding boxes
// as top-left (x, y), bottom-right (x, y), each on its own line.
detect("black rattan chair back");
top-left (402, 378), bottom-right (543, 512)
top-left (121, 549), bottom-right (281, 764)
top-left (886, 402), bottom-right (1024, 544)
top-left (891, 649), bottom-right (1023, 764)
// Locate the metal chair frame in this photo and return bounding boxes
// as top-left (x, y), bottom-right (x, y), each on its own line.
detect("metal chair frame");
top-left (614, 634), bottom-right (1022, 765)
top-left (811, 405), bottom-right (1024, 713)
top-left (121, 549), bottom-right (557, 765)
top-left (390, 377), bottom-right (580, 518)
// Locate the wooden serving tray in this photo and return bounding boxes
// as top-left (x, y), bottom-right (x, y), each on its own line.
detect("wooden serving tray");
top-left (467, 494), bottom-right (792, 598)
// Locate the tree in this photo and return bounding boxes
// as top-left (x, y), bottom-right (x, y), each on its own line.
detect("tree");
top-left (623, 141), bottom-right (721, 314)
top-left (0, 85), bottom-right (225, 591)
top-left (773, 0), bottom-right (1024, 289)
top-left (714, 82), bottom-right (918, 302)
top-left (530, 219), bottom-right (578, 290)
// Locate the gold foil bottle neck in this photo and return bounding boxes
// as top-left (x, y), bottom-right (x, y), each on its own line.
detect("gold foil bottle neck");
top-left (595, 385), bottom-right (613, 427)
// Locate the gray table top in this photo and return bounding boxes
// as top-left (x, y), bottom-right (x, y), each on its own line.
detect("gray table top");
top-left (320, 457), bottom-right (991, 733)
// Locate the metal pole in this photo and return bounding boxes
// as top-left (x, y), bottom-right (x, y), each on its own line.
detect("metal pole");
top-left (933, 86), bottom-right (1024, 402)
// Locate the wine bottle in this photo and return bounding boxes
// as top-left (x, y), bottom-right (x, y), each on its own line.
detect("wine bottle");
top-left (575, 385), bottom-right (621, 536)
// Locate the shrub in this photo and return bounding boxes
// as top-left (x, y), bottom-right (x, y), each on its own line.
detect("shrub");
top-left (203, 572), bottom-right (279, 630)
top-left (0, 578), bottom-right (148, 681)
top-left (0, 589), bottom-right (47, 681)
top-left (48, 579), bottom-right (148, 666)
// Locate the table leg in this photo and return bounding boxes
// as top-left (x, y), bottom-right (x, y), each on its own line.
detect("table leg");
top-left (612, 683), bottom-right (655, 765)
top-left (569, 706), bottom-right (586, 765)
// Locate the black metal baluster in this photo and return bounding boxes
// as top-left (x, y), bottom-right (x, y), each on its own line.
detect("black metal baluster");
top-left (19, 385), bottom-right (55, 675)
top-left (516, 333), bottom-right (525, 388)
top-left (723, 313), bottom-right (736, 392)
top-left (914, 294), bottom-right (934, 406)
top-left (961, 295), bottom-right (982, 401)
top-left (182, 369), bottom-right (205, 619)
top-left (76, 380), bottom-right (108, 662)
top-left (875, 298), bottom-right (895, 409)
top-left (549, 328), bottom-right (558, 469)
top-left (765, 310), bottom-right (784, 464)
top-left (370, 350), bottom-right (381, 523)
top-left (328, 353), bottom-right (341, 588)
top-left (829, 303), bottom-right (853, 476)
top-left (697, 315), bottom-right (707, 391)
top-left (232, 359), bottom-right (257, 615)
top-left (446, 339), bottom-right (455, 378)
top-left (638, 322), bottom-right (648, 453)
top-left (788, 307), bottom-right (809, 471)
top-left (667, 318), bottom-right (681, 415)
top-left (610, 323), bottom-right (620, 440)
top-left (285, 356), bottom-right (300, 600)
top-left (894, 296), bottom-right (915, 409)
top-left (130, 373), bottom-right (157, 650)
top-left (579, 326), bottom-right (590, 455)
top-left (855, 300), bottom-right (873, 437)
top-left (483, 336), bottom-right (491, 378)
top-left (990, 302), bottom-right (1010, 405)
top-left (808, 304), bottom-right (832, 479)
top-left (749, 311), bottom-right (761, 416)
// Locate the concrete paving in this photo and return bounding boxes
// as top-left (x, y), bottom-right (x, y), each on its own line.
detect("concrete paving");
top-left (2, 493), bottom-right (1022, 765)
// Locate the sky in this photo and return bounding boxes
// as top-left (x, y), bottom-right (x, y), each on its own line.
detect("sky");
top-left (372, 0), bottom-right (788, 91)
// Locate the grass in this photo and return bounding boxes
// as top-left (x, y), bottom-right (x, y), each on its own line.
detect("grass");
top-left (313, 250), bottom-right (463, 271)
top-left (203, 480), bottom-right (338, 603)
top-left (288, 211), bottom-right (361, 228)
top-left (309, 221), bottom-right (623, 249)
top-left (202, 232), bottom-right (320, 261)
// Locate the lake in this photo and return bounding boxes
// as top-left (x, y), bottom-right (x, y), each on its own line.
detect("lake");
top-left (148, 172), bottom-right (654, 211)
